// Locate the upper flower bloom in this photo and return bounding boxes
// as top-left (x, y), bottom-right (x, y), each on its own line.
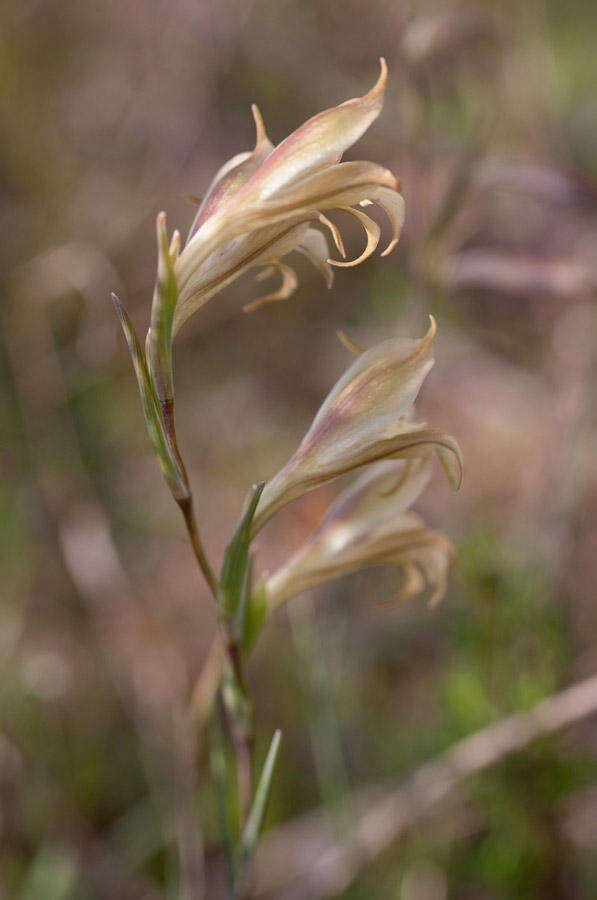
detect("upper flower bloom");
top-left (263, 456), bottom-right (454, 609)
top-left (145, 60), bottom-right (404, 411)
top-left (252, 316), bottom-right (463, 534)
top-left (172, 58), bottom-right (403, 333)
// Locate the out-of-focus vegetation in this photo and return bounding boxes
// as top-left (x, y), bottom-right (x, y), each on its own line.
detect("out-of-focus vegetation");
top-left (1, 0), bottom-right (597, 896)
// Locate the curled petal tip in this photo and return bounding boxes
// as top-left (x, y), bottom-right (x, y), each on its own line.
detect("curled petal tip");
top-left (336, 330), bottom-right (365, 355)
top-left (380, 237), bottom-right (398, 257)
top-left (363, 57), bottom-right (388, 103)
top-left (327, 206), bottom-right (380, 268)
top-left (251, 103), bottom-right (269, 149)
top-left (318, 214), bottom-right (346, 259)
top-left (156, 210), bottom-right (167, 229)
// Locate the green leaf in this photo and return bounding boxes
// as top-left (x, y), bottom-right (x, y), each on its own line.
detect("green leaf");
top-left (219, 482), bottom-right (265, 627)
top-left (237, 729), bottom-right (282, 873)
top-left (209, 698), bottom-right (236, 882)
top-left (112, 293), bottom-right (188, 500)
top-left (149, 212), bottom-right (179, 405)
top-left (242, 583), bottom-right (269, 656)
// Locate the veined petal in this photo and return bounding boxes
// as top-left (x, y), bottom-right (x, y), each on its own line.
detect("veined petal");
top-left (253, 318), bottom-right (464, 532)
top-left (263, 458), bottom-right (453, 609)
top-left (220, 160), bottom-right (400, 240)
top-left (186, 105), bottom-right (274, 243)
top-left (326, 457), bottom-right (434, 524)
top-left (173, 220), bottom-right (311, 333)
top-left (175, 161), bottom-right (400, 300)
top-left (231, 58), bottom-right (388, 203)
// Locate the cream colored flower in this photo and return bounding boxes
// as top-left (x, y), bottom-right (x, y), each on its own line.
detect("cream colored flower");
top-left (264, 456), bottom-right (454, 609)
top-left (252, 316), bottom-right (463, 534)
top-left (149, 59), bottom-right (405, 408)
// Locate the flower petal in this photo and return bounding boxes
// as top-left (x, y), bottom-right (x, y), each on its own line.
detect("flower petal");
top-left (296, 226), bottom-right (334, 288)
top-left (327, 206), bottom-right (380, 267)
top-left (224, 160), bottom-right (400, 238)
top-left (243, 262), bottom-right (298, 312)
top-left (233, 58), bottom-right (388, 202)
top-left (366, 186), bottom-right (406, 256)
top-left (173, 220), bottom-right (311, 332)
top-left (264, 488), bottom-right (454, 609)
top-left (336, 330), bottom-right (364, 355)
top-left (253, 317), bottom-right (464, 532)
top-left (185, 104), bottom-right (274, 243)
top-left (318, 213), bottom-right (346, 259)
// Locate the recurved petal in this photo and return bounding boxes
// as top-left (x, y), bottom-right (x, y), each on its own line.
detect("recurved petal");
top-left (235, 58), bottom-right (388, 202)
top-left (223, 160), bottom-right (400, 238)
top-left (383, 533), bottom-right (454, 607)
top-left (264, 510), bottom-right (453, 609)
top-left (243, 262), bottom-right (298, 312)
top-left (328, 206), bottom-right (380, 267)
top-left (364, 186), bottom-right (406, 256)
top-left (175, 161), bottom-right (401, 308)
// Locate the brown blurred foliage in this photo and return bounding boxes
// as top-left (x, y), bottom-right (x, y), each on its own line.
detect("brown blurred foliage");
top-left (1, 0), bottom-right (596, 897)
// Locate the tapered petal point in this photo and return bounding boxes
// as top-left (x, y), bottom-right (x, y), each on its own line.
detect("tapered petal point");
top-left (318, 213), bottom-right (346, 258)
top-left (360, 57), bottom-right (388, 106)
top-left (336, 330), bottom-right (365, 355)
top-left (169, 230), bottom-right (181, 262)
top-left (181, 192), bottom-right (203, 206)
top-left (380, 237), bottom-right (399, 257)
top-left (243, 262), bottom-right (298, 312)
top-left (251, 103), bottom-right (270, 150)
top-left (436, 438), bottom-right (464, 491)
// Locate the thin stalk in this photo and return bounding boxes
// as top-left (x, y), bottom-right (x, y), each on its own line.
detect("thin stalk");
top-left (178, 496), bottom-right (219, 599)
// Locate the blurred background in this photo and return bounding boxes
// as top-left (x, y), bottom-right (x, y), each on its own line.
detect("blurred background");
top-left (2, 0), bottom-right (597, 896)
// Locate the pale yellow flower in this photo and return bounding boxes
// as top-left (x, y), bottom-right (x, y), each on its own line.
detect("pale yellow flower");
top-left (147, 60), bottom-right (405, 408)
top-left (264, 456), bottom-right (454, 609)
top-left (252, 316), bottom-right (463, 534)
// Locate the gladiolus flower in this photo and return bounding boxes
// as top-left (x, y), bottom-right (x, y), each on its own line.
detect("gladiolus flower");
top-left (264, 456), bottom-right (454, 609)
top-left (252, 316), bottom-right (463, 534)
top-left (150, 59), bottom-right (404, 408)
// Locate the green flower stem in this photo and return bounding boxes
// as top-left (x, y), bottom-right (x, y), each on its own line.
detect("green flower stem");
top-left (178, 496), bottom-right (219, 600)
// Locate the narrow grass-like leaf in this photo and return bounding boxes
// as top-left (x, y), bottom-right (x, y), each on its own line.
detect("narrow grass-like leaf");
top-left (209, 698), bottom-right (236, 883)
top-left (219, 482), bottom-right (265, 625)
top-left (112, 294), bottom-right (188, 500)
top-left (237, 729), bottom-right (282, 873)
